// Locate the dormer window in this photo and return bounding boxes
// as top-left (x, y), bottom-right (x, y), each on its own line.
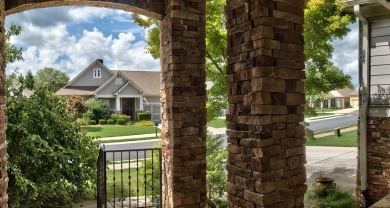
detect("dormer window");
top-left (93, 68), bottom-right (101, 78)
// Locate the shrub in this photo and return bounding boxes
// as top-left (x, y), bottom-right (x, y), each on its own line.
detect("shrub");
top-left (6, 87), bottom-right (97, 207)
top-left (106, 119), bottom-right (115, 125)
top-left (116, 118), bottom-right (126, 125)
top-left (118, 115), bottom-right (131, 123)
top-left (134, 120), bottom-right (155, 126)
top-left (88, 120), bottom-right (97, 125)
top-left (99, 119), bottom-right (106, 125)
top-left (137, 112), bottom-right (151, 121)
top-left (85, 98), bottom-right (108, 123)
top-left (109, 113), bottom-right (119, 121)
top-left (76, 117), bottom-right (90, 126)
top-left (305, 186), bottom-right (358, 208)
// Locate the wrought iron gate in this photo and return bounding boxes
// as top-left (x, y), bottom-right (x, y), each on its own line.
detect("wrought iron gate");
top-left (97, 147), bottom-right (162, 208)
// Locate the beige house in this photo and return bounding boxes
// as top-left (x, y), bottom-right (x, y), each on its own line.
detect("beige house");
top-left (326, 87), bottom-right (356, 108)
top-left (349, 90), bottom-right (359, 109)
top-left (56, 59), bottom-right (161, 121)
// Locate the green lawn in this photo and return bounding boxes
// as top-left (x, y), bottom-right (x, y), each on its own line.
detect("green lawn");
top-left (306, 130), bottom-right (357, 147)
top-left (208, 118), bottom-right (226, 128)
top-left (83, 125), bottom-right (160, 137)
top-left (106, 167), bottom-right (160, 200)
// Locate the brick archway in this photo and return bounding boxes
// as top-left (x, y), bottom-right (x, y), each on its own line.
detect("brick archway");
top-left (0, 0), bottom-right (306, 207)
top-left (5, 0), bottom-right (164, 19)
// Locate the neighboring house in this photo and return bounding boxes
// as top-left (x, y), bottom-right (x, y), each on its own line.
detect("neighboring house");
top-left (349, 90), bottom-right (359, 109)
top-left (326, 87), bottom-right (356, 108)
top-left (56, 59), bottom-right (160, 121)
top-left (10, 80), bottom-right (34, 98)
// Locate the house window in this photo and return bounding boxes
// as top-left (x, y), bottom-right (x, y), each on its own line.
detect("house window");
top-left (115, 78), bottom-right (123, 85)
top-left (93, 68), bottom-right (101, 78)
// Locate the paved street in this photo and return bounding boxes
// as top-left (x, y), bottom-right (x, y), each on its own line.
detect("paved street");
top-left (307, 112), bottom-right (358, 133)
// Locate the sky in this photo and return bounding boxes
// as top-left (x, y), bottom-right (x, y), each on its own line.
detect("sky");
top-left (6, 6), bottom-right (359, 88)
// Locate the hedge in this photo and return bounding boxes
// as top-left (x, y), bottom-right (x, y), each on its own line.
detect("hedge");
top-left (107, 119), bottom-right (115, 124)
top-left (137, 112), bottom-right (151, 121)
top-left (99, 119), bottom-right (106, 125)
top-left (118, 115), bottom-right (131, 123)
top-left (109, 113), bottom-right (119, 121)
top-left (116, 118), bottom-right (126, 125)
top-left (88, 120), bottom-right (96, 125)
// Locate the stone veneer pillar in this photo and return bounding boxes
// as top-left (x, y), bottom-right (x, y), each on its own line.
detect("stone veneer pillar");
top-left (356, 117), bottom-right (390, 206)
top-left (0, 1), bottom-right (7, 207)
top-left (226, 1), bottom-right (307, 207)
top-left (160, 0), bottom-right (207, 207)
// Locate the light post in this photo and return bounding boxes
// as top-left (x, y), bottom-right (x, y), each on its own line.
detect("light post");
top-left (154, 121), bottom-right (159, 138)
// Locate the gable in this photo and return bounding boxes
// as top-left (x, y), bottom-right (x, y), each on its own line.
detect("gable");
top-left (68, 61), bottom-right (113, 87)
top-left (118, 83), bottom-right (142, 96)
top-left (96, 74), bottom-right (127, 96)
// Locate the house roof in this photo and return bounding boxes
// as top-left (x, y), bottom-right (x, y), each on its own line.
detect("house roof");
top-left (113, 70), bottom-right (160, 96)
top-left (56, 59), bottom-right (160, 97)
top-left (349, 91), bottom-right (359, 96)
top-left (56, 86), bottom-right (99, 96)
top-left (11, 80), bottom-right (34, 97)
top-left (328, 87), bottom-right (356, 98)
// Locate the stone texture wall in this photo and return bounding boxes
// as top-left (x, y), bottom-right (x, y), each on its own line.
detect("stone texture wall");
top-left (356, 117), bottom-right (390, 206)
top-left (5, 0), bottom-right (164, 19)
top-left (160, 0), bottom-right (207, 207)
top-left (226, 1), bottom-right (307, 207)
top-left (0, 1), bottom-right (7, 207)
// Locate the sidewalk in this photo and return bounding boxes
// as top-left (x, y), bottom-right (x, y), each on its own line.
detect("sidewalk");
top-left (97, 133), bottom-right (157, 141)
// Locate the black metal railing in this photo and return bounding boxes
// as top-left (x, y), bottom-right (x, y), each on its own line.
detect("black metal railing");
top-left (97, 147), bottom-right (162, 208)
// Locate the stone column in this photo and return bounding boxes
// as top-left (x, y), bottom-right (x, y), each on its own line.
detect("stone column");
top-left (226, 1), bottom-right (306, 207)
top-left (160, 0), bottom-right (207, 207)
top-left (0, 2), bottom-right (8, 207)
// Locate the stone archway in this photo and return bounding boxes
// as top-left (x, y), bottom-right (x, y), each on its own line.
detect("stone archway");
top-left (0, 0), bottom-right (306, 207)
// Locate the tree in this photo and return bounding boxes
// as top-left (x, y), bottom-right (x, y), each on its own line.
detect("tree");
top-left (34, 67), bottom-right (69, 93)
top-left (85, 98), bottom-right (109, 123)
top-left (5, 24), bottom-right (23, 64)
top-left (6, 75), bottom-right (98, 207)
top-left (66, 95), bottom-right (87, 121)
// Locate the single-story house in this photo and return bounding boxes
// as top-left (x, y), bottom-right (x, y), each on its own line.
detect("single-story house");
top-left (56, 59), bottom-right (161, 121)
top-left (349, 90), bottom-right (359, 109)
top-left (326, 87), bottom-right (356, 108)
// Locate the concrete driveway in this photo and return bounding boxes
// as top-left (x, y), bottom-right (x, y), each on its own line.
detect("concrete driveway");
top-left (306, 146), bottom-right (357, 190)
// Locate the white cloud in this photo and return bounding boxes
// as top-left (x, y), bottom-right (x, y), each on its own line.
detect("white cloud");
top-left (5, 7), bottom-right (159, 79)
top-left (332, 22), bottom-right (359, 89)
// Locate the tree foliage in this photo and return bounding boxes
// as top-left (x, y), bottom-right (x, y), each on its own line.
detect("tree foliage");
top-left (66, 95), bottom-right (87, 121)
top-left (5, 24), bottom-right (23, 64)
top-left (206, 133), bottom-right (228, 206)
top-left (85, 98), bottom-right (109, 123)
top-left (6, 75), bottom-right (98, 208)
top-left (34, 67), bottom-right (70, 93)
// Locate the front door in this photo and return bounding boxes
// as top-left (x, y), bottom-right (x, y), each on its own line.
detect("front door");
top-left (121, 98), bottom-right (136, 120)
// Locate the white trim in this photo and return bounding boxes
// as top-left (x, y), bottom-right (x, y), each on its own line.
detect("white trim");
top-left (93, 68), bottom-right (101, 78)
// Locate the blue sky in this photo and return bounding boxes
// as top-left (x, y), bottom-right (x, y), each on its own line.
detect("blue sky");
top-left (5, 6), bottom-right (359, 88)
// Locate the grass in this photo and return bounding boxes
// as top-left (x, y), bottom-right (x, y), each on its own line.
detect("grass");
top-left (106, 167), bottom-right (160, 200)
top-left (83, 125), bottom-right (161, 137)
top-left (208, 118), bottom-right (226, 128)
top-left (305, 186), bottom-right (358, 208)
top-left (306, 130), bottom-right (357, 147)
